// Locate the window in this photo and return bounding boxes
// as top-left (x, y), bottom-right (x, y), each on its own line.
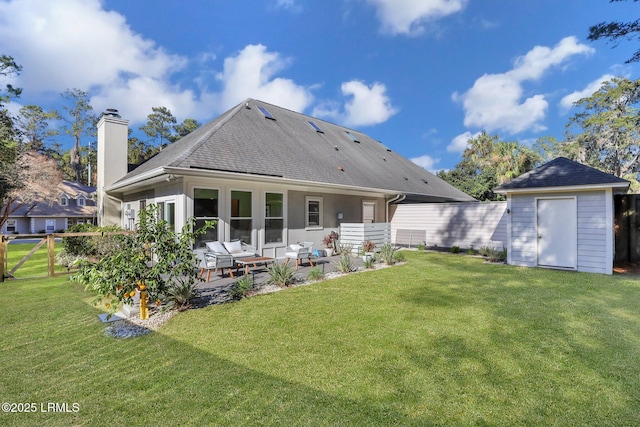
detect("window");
top-left (45, 220), bottom-right (55, 233)
top-left (265, 192), bottom-right (284, 244)
top-left (258, 106), bottom-right (275, 120)
top-left (77, 196), bottom-right (86, 206)
top-left (157, 201), bottom-right (176, 231)
top-left (6, 219), bottom-right (16, 233)
top-left (345, 131), bottom-right (360, 143)
top-left (306, 196), bottom-right (323, 229)
top-left (59, 195), bottom-right (68, 206)
top-left (230, 190), bottom-right (252, 244)
top-left (194, 188), bottom-right (219, 248)
top-left (308, 121), bottom-right (323, 133)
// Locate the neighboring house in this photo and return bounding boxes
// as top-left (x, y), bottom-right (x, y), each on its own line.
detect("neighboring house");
top-left (96, 98), bottom-right (474, 257)
top-left (495, 157), bottom-right (630, 275)
top-left (2, 181), bottom-right (97, 234)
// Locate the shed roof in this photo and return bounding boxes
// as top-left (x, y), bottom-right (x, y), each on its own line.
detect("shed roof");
top-left (116, 99), bottom-right (474, 202)
top-left (495, 157), bottom-right (630, 192)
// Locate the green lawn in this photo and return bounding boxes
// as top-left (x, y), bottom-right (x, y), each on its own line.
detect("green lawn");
top-left (4, 241), bottom-right (66, 278)
top-left (1, 251), bottom-right (640, 425)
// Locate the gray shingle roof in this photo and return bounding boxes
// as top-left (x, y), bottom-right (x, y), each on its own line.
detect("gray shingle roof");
top-left (495, 157), bottom-right (630, 190)
top-left (5, 181), bottom-right (96, 218)
top-left (118, 99), bottom-right (474, 202)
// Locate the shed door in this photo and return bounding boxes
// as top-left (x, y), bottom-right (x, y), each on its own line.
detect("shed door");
top-left (537, 198), bottom-right (577, 269)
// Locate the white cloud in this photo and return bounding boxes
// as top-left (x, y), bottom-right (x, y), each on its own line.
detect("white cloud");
top-left (0, 1), bottom-right (315, 123)
top-left (313, 80), bottom-right (398, 127)
top-left (411, 154), bottom-right (439, 170)
top-left (213, 44), bottom-right (314, 113)
top-left (559, 74), bottom-right (614, 112)
top-left (447, 131), bottom-right (481, 153)
top-left (366, 0), bottom-right (467, 35)
top-left (275, 0), bottom-right (302, 12)
top-left (0, 0), bottom-right (185, 94)
top-left (454, 36), bottom-right (594, 135)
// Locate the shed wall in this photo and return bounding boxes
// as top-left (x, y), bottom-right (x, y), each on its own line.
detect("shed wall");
top-left (508, 190), bottom-right (611, 274)
top-left (389, 202), bottom-right (507, 249)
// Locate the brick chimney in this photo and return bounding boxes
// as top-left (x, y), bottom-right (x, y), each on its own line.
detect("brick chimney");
top-left (96, 109), bottom-right (128, 226)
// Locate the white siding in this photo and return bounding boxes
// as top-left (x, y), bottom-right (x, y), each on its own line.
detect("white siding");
top-left (507, 190), bottom-right (612, 274)
top-left (390, 202), bottom-right (507, 249)
top-left (509, 195), bottom-right (537, 267)
top-left (577, 191), bottom-right (608, 274)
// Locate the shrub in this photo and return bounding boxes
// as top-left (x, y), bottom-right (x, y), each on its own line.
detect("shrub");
top-left (363, 256), bottom-right (376, 269)
top-left (55, 249), bottom-right (88, 270)
top-left (335, 248), bottom-right (355, 273)
top-left (394, 251), bottom-right (406, 263)
top-left (379, 243), bottom-right (396, 265)
top-left (267, 262), bottom-right (297, 287)
top-left (478, 246), bottom-right (507, 263)
top-left (417, 243), bottom-right (426, 251)
top-left (62, 224), bottom-right (122, 257)
top-left (306, 267), bottom-right (325, 282)
top-left (165, 281), bottom-right (199, 309)
top-left (362, 240), bottom-right (376, 252)
top-left (450, 246), bottom-right (461, 254)
top-left (230, 275), bottom-right (254, 300)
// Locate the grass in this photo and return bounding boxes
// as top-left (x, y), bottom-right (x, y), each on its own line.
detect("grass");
top-left (1, 251), bottom-right (640, 425)
top-left (4, 242), bottom-right (66, 278)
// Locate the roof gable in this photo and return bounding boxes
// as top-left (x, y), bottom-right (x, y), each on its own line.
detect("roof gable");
top-left (495, 157), bottom-right (630, 191)
top-left (117, 99), bottom-right (474, 202)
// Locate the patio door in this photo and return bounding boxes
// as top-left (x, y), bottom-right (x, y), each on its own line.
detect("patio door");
top-left (537, 197), bottom-right (577, 269)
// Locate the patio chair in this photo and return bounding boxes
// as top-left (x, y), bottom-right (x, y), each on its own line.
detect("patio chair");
top-left (285, 241), bottom-right (315, 269)
top-left (194, 248), bottom-right (234, 281)
top-left (217, 240), bottom-right (258, 260)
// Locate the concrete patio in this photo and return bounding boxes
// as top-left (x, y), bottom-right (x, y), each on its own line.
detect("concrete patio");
top-left (193, 254), bottom-right (368, 307)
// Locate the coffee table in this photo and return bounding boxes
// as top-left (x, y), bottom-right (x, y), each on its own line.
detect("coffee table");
top-left (235, 257), bottom-right (276, 275)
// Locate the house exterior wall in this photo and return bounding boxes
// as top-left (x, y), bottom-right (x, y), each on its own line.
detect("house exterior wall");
top-left (507, 190), bottom-right (612, 274)
top-left (389, 202), bottom-right (507, 249)
top-left (112, 176), bottom-right (389, 258)
top-left (2, 218), bottom-right (30, 234)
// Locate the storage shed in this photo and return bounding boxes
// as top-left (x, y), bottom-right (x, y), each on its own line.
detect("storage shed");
top-left (495, 157), bottom-right (629, 275)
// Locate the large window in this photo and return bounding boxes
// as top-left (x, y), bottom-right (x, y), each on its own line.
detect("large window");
top-left (265, 192), bottom-right (283, 244)
top-left (306, 196), bottom-right (323, 229)
top-left (230, 190), bottom-right (252, 244)
top-left (194, 188), bottom-right (218, 248)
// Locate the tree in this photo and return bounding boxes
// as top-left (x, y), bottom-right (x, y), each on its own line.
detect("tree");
top-left (563, 76), bottom-right (640, 188)
top-left (172, 118), bottom-right (200, 142)
top-left (0, 54), bottom-right (22, 103)
top-left (588, 0), bottom-right (640, 63)
top-left (0, 150), bottom-right (63, 230)
top-left (438, 132), bottom-right (541, 201)
top-left (140, 106), bottom-right (177, 148)
top-left (60, 89), bottom-right (98, 183)
top-left (15, 105), bottom-right (60, 153)
top-left (127, 135), bottom-right (159, 165)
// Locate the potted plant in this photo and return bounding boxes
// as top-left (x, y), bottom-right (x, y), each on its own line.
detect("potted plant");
top-left (323, 231), bottom-right (339, 256)
top-left (361, 240), bottom-right (376, 262)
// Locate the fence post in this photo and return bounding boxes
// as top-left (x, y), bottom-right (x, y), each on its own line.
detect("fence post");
top-left (48, 234), bottom-right (55, 277)
top-left (0, 235), bottom-right (5, 283)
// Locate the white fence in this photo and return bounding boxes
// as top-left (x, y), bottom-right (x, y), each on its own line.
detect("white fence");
top-left (390, 202), bottom-right (508, 250)
top-left (339, 222), bottom-right (391, 252)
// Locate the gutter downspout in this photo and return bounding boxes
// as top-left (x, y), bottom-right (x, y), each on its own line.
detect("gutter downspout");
top-left (386, 194), bottom-right (406, 222)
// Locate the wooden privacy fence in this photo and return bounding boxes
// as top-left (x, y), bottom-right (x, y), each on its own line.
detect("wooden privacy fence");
top-left (0, 231), bottom-right (131, 282)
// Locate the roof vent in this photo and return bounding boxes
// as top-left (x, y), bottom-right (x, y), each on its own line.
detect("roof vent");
top-left (334, 146), bottom-right (339, 151)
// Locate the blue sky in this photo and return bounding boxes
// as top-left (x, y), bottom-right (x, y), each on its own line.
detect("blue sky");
top-left (1, 0), bottom-right (639, 171)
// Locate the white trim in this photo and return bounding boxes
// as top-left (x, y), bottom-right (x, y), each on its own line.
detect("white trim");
top-left (305, 196), bottom-right (323, 230)
top-left (605, 187), bottom-right (614, 275)
top-left (496, 182), bottom-right (629, 195)
top-left (263, 190), bottom-right (286, 247)
top-left (506, 196), bottom-right (512, 265)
